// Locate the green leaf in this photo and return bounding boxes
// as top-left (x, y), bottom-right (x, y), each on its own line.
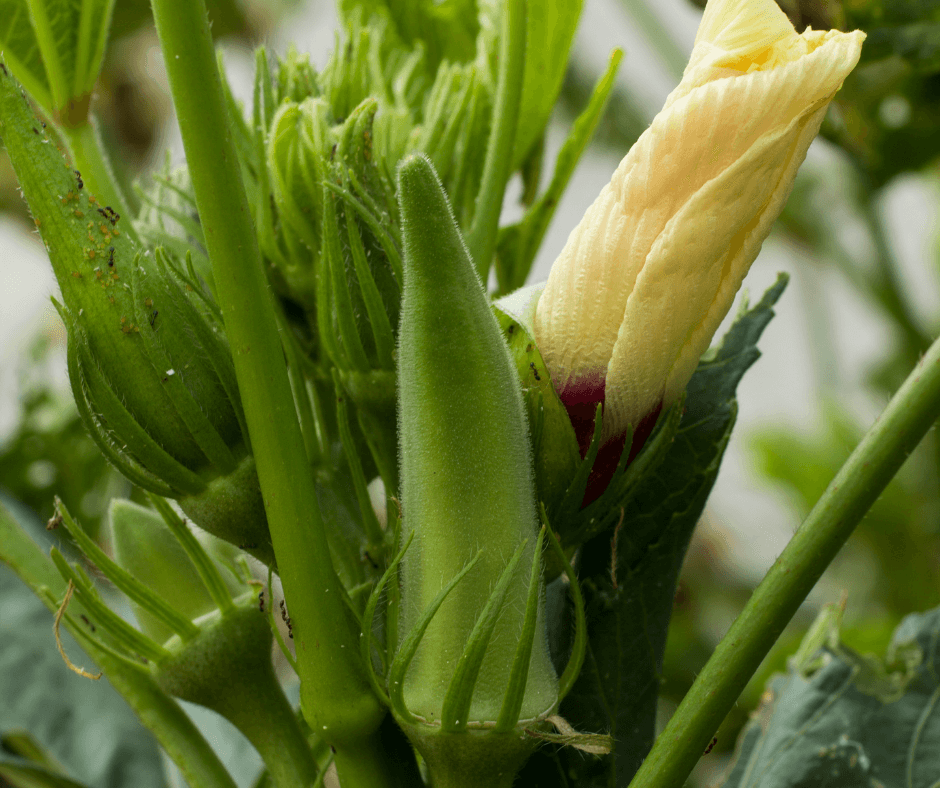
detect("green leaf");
top-left (0, 0), bottom-right (116, 117)
top-left (518, 275), bottom-right (789, 788)
top-left (512, 0), bottom-right (585, 169)
top-left (721, 603), bottom-right (940, 788)
top-left (0, 502), bottom-right (168, 788)
top-left (0, 0), bottom-right (51, 109)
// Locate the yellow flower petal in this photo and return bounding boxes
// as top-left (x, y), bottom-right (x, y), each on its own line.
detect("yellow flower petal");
top-left (535, 0), bottom-right (864, 442)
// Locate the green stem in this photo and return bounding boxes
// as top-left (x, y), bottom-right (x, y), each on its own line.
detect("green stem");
top-left (221, 662), bottom-right (319, 788)
top-left (465, 0), bottom-right (526, 282)
top-left (331, 732), bottom-right (406, 788)
top-left (148, 0), bottom-right (387, 778)
top-left (628, 329), bottom-right (940, 788)
top-left (0, 504), bottom-right (238, 788)
top-left (61, 117), bottom-right (139, 245)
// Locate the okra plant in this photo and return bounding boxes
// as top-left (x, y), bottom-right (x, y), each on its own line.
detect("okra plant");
top-left (3, 0), bottom-right (940, 787)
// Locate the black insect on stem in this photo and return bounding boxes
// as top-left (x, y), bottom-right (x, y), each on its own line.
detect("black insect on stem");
top-left (74, 171), bottom-right (83, 190)
top-left (279, 599), bottom-right (293, 639)
top-left (704, 737), bottom-right (718, 755)
top-left (108, 247), bottom-right (115, 267)
top-left (149, 310), bottom-right (159, 328)
top-left (258, 589), bottom-right (265, 613)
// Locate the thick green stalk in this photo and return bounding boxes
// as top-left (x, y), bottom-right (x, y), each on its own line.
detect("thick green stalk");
top-left (465, 0), bottom-right (526, 281)
top-left (629, 331), bottom-right (940, 788)
top-left (148, 0), bottom-right (387, 776)
top-left (0, 504), bottom-right (238, 788)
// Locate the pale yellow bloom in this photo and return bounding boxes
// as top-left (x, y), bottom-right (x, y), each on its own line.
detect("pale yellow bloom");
top-left (534, 0), bottom-right (865, 443)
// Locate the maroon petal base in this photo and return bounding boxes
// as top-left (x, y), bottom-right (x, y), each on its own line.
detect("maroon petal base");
top-left (558, 380), bottom-right (662, 507)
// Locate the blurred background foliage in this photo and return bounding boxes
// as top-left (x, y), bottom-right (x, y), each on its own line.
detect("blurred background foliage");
top-left (2, 0), bottom-right (940, 785)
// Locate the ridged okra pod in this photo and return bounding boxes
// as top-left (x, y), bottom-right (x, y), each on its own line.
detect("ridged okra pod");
top-left (393, 154), bottom-right (558, 787)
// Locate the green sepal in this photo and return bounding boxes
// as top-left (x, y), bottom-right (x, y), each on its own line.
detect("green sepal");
top-left (336, 368), bottom-right (398, 494)
top-left (495, 282), bottom-right (685, 557)
top-left (333, 371), bottom-right (385, 549)
top-left (395, 153), bottom-right (558, 729)
top-left (49, 548), bottom-right (170, 664)
top-left (387, 553), bottom-right (482, 726)
top-left (57, 299), bottom-right (208, 496)
top-left (266, 97), bottom-right (329, 308)
top-left (59, 299), bottom-right (179, 498)
top-left (440, 540), bottom-right (529, 732)
top-left (494, 284), bottom-right (581, 517)
top-left (495, 526), bottom-right (546, 732)
top-left (2, 69), bottom-right (272, 562)
top-left (57, 497), bottom-right (201, 645)
top-left (540, 508), bottom-right (586, 703)
top-left (360, 530), bottom-right (415, 707)
top-left (129, 255), bottom-right (239, 475)
top-left (147, 494), bottom-right (237, 616)
top-left (572, 398), bottom-right (683, 539)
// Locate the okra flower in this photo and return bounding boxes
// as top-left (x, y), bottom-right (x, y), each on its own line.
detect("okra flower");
top-left (534, 0), bottom-right (864, 446)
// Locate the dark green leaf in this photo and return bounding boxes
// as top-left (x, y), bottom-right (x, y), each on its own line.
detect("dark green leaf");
top-left (519, 275), bottom-right (789, 788)
top-left (721, 604), bottom-right (940, 788)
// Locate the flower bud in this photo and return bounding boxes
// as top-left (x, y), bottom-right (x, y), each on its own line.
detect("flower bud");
top-left (0, 66), bottom-right (273, 565)
top-left (534, 0), bottom-right (864, 450)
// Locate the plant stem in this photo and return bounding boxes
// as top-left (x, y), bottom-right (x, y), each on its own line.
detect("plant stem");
top-left (148, 0), bottom-right (388, 777)
top-left (0, 504), bottom-right (238, 788)
top-left (61, 117), bottom-right (139, 245)
top-left (332, 732), bottom-right (404, 788)
top-left (221, 662), bottom-right (319, 788)
top-left (465, 0), bottom-right (526, 281)
top-left (628, 329), bottom-right (940, 788)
